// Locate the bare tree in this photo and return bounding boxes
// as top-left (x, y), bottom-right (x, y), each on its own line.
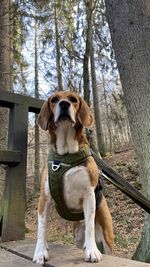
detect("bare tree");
top-left (54, 0), bottom-right (63, 91)
top-left (105, 0), bottom-right (150, 262)
top-left (90, 32), bottom-right (106, 155)
top-left (83, 0), bottom-right (94, 104)
top-left (34, 17), bottom-right (40, 192)
top-left (0, 0), bottom-right (12, 222)
top-left (102, 74), bottom-right (113, 153)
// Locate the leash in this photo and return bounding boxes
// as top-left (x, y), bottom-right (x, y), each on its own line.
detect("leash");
top-left (91, 149), bottom-right (150, 214)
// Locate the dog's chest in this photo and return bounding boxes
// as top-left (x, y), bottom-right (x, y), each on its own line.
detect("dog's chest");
top-left (63, 165), bottom-right (91, 210)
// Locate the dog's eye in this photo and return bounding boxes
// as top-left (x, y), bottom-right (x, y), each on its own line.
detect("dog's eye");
top-left (51, 96), bottom-right (59, 103)
top-left (69, 96), bottom-right (78, 103)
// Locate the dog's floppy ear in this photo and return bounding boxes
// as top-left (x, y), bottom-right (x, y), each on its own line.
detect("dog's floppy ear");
top-left (37, 100), bottom-right (52, 130)
top-left (77, 97), bottom-right (93, 128)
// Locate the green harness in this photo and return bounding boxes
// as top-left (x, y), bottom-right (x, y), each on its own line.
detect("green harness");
top-left (48, 144), bottom-right (92, 221)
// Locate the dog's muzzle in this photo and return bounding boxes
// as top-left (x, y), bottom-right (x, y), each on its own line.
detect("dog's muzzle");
top-left (55, 100), bottom-right (74, 123)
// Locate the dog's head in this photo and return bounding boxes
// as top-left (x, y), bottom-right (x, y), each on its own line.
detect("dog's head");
top-left (37, 91), bottom-right (93, 130)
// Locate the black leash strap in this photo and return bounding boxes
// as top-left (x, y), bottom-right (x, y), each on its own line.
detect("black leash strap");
top-left (91, 150), bottom-right (150, 214)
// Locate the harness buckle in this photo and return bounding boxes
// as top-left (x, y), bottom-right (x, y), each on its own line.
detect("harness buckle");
top-left (52, 160), bottom-right (61, 171)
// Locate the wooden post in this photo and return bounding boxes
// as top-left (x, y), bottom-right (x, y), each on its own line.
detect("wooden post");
top-left (0, 91), bottom-right (43, 241)
top-left (1, 104), bottom-right (28, 241)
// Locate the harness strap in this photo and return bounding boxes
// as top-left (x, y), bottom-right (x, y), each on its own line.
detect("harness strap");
top-left (48, 157), bottom-right (88, 221)
top-left (48, 145), bottom-right (103, 221)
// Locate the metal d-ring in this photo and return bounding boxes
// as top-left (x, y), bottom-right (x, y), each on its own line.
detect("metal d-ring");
top-left (52, 160), bottom-right (61, 171)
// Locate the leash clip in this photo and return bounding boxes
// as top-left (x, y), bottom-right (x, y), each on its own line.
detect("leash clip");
top-left (52, 160), bottom-right (61, 171)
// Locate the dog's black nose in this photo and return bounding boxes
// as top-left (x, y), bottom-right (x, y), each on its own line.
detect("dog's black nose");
top-left (59, 100), bottom-right (70, 109)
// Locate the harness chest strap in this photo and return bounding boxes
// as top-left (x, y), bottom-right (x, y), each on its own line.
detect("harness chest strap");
top-left (48, 145), bottom-right (103, 221)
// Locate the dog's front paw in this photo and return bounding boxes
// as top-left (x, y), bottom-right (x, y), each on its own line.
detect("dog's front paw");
top-left (33, 243), bottom-right (49, 265)
top-left (83, 242), bottom-right (102, 263)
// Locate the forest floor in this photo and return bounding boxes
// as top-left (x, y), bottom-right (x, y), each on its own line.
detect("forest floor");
top-left (25, 144), bottom-right (144, 260)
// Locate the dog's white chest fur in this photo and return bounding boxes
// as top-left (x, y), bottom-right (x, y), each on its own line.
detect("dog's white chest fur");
top-left (64, 166), bottom-right (91, 210)
top-left (55, 121), bottom-right (91, 211)
top-left (55, 122), bottom-right (79, 155)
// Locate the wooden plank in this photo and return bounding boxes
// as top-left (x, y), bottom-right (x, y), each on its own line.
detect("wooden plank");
top-left (2, 241), bottom-right (150, 267)
top-left (0, 90), bottom-right (44, 113)
top-left (0, 248), bottom-right (35, 267)
top-left (0, 150), bottom-right (22, 165)
top-left (1, 104), bottom-right (28, 241)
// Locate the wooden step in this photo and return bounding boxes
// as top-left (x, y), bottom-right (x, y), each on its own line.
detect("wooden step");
top-left (0, 240), bottom-right (150, 267)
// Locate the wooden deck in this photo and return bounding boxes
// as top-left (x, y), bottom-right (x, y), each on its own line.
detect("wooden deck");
top-left (0, 240), bottom-right (150, 267)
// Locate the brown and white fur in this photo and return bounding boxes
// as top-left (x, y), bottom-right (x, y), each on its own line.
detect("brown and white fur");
top-left (33, 91), bottom-right (114, 265)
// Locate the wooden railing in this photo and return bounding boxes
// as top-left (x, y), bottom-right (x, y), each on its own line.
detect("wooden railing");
top-left (0, 91), bottom-right (44, 241)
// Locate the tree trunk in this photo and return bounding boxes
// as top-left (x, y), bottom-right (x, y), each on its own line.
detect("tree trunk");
top-left (34, 17), bottom-right (40, 193)
top-left (90, 34), bottom-right (106, 156)
top-left (105, 0), bottom-right (150, 262)
top-left (102, 74), bottom-right (113, 153)
top-left (0, 0), bottom-right (12, 224)
top-left (20, 24), bottom-right (27, 94)
top-left (83, 0), bottom-right (94, 104)
top-left (0, 0), bottom-right (12, 91)
top-left (83, 0), bottom-right (100, 155)
top-left (54, 0), bottom-right (63, 91)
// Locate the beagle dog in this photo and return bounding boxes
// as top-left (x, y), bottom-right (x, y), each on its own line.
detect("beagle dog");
top-left (33, 91), bottom-right (114, 265)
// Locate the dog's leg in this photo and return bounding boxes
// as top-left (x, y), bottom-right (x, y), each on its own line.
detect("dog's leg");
top-left (83, 187), bottom-right (102, 262)
top-left (33, 169), bottom-right (51, 265)
top-left (95, 196), bottom-right (114, 255)
top-left (73, 221), bottom-right (85, 249)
